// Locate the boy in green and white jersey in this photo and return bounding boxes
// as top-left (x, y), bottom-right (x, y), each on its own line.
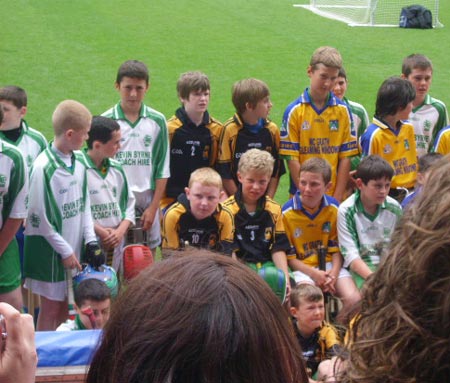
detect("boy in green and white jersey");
top-left (332, 68), bottom-right (370, 171)
top-left (0, 105), bottom-right (29, 311)
top-left (83, 116), bottom-right (135, 273)
top-left (401, 54), bottom-right (449, 157)
top-left (0, 86), bottom-right (47, 291)
top-left (0, 86), bottom-right (47, 171)
top-left (102, 60), bottom-right (170, 253)
top-left (337, 155), bottom-right (401, 288)
top-left (24, 100), bottom-right (100, 331)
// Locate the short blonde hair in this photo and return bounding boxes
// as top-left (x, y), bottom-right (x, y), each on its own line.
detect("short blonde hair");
top-left (232, 78), bottom-right (270, 115)
top-left (238, 149), bottom-right (274, 177)
top-left (188, 167), bottom-right (223, 189)
top-left (310, 46), bottom-right (342, 70)
top-left (290, 283), bottom-right (324, 308)
top-left (52, 100), bottom-right (92, 136)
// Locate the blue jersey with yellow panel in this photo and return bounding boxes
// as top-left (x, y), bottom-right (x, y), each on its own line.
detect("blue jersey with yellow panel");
top-left (280, 89), bottom-right (358, 195)
top-left (282, 192), bottom-right (339, 268)
top-left (360, 118), bottom-right (417, 189)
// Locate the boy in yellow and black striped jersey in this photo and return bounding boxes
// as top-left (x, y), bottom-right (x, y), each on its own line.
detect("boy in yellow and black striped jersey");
top-left (222, 149), bottom-right (290, 296)
top-left (161, 167), bottom-right (235, 255)
top-left (217, 78), bottom-right (284, 199)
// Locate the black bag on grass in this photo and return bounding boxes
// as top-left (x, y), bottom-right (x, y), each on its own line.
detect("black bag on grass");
top-left (399, 5), bottom-right (432, 29)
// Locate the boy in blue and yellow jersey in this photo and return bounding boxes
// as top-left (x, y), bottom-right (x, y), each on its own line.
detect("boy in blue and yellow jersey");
top-left (401, 54), bottom-right (448, 157)
top-left (280, 46), bottom-right (358, 203)
top-left (161, 167), bottom-right (235, 255)
top-left (102, 60), bottom-right (170, 253)
top-left (360, 77), bottom-right (418, 199)
top-left (162, 71), bottom-right (223, 211)
top-left (282, 158), bottom-right (360, 311)
top-left (217, 78), bottom-right (284, 199)
top-left (223, 149), bottom-right (291, 297)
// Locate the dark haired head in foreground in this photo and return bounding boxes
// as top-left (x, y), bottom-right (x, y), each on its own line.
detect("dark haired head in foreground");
top-left (87, 249), bottom-right (308, 383)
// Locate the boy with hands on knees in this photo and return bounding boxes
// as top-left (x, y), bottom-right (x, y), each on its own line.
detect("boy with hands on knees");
top-left (338, 155), bottom-right (402, 288)
top-left (283, 158), bottom-right (360, 310)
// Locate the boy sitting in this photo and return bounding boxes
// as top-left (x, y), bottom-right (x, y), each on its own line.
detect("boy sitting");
top-left (401, 53), bottom-right (448, 157)
top-left (162, 71), bottom-right (223, 211)
top-left (282, 157), bottom-right (360, 310)
top-left (217, 78), bottom-right (284, 198)
top-left (161, 167), bottom-right (235, 255)
top-left (280, 46), bottom-right (358, 202)
top-left (338, 155), bottom-right (402, 288)
top-left (24, 100), bottom-right (103, 331)
top-left (83, 116), bottom-right (135, 273)
top-left (360, 76), bottom-right (418, 200)
top-left (57, 278), bottom-right (111, 331)
top-left (223, 148), bottom-right (290, 295)
top-left (290, 283), bottom-right (341, 380)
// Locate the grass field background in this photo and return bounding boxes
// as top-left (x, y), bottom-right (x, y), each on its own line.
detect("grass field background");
top-left (2, 0), bottom-right (449, 204)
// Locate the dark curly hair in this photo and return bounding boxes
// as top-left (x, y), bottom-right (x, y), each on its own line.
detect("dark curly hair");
top-left (341, 155), bottom-right (450, 383)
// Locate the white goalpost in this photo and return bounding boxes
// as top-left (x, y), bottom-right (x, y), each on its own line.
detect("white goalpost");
top-left (294, 0), bottom-right (442, 27)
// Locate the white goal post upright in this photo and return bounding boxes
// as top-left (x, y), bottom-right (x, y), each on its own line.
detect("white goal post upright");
top-left (295, 0), bottom-right (442, 27)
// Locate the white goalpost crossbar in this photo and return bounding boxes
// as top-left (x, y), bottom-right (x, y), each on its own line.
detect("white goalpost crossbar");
top-left (294, 1), bottom-right (443, 28)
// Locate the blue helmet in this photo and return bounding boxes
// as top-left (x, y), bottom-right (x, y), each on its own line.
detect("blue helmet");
top-left (73, 264), bottom-right (119, 298)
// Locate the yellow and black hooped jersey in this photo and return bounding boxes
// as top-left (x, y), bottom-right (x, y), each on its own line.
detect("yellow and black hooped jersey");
top-left (166, 108), bottom-right (223, 198)
top-left (223, 190), bottom-right (291, 263)
top-left (161, 193), bottom-right (235, 255)
top-left (217, 114), bottom-right (285, 183)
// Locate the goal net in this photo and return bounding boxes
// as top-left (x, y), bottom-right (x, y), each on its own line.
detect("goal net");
top-left (294, 0), bottom-right (442, 27)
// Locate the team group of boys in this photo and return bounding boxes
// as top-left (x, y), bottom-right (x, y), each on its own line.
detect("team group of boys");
top-left (0, 45), bottom-right (448, 374)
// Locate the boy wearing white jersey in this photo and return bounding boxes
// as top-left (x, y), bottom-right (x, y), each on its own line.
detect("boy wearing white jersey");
top-left (102, 60), bottom-right (170, 252)
top-left (83, 116), bottom-right (135, 273)
top-left (24, 100), bottom-right (103, 331)
top-left (337, 155), bottom-right (402, 289)
top-left (332, 68), bottom-right (369, 171)
top-left (0, 86), bottom-right (47, 284)
top-left (0, 86), bottom-right (48, 171)
top-left (401, 54), bottom-right (448, 156)
top-left (0, 105), bottom-right (29, 311)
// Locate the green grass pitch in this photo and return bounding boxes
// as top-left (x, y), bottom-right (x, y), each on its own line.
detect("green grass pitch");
top-left (1, 0), bottom-right (450, 204)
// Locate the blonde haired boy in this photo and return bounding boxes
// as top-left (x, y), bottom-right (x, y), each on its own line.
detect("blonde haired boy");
top-left (282, 157), bottom-right (360, 310)
top-left (162, 167), bottom-right (235, 254)
top-left (24, 100), bottom-right (101, 330)
top-left (223, 148), bottom-right (291, 296)
top-left (280, 46), bottom-right (358, 202)
top-left (217, 78), bottom-right (284, 198)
